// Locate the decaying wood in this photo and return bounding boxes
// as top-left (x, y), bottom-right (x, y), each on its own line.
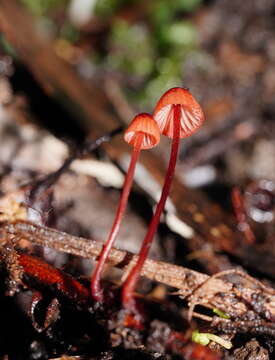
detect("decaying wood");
top-left (3, 220), bottom-right (275, 322)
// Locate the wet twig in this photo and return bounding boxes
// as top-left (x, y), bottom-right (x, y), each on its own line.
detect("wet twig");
top-left (2, 220), bottom-right (275, 321)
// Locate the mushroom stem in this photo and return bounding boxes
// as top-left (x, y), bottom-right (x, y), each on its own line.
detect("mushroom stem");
top-left (122, 104), bottom-right (181, 312)
top-left (91, 132), bottom-right (144, 302)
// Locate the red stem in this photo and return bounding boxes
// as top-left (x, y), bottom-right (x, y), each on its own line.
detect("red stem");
top-left (91, 133), bottom-right (144, 302)
top-left (122, 104), bottom-right (181, 312)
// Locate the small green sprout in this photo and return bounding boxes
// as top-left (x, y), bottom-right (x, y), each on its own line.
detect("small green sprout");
top-left (192, 330), bottom-right (232, 350)
top-left (213, 308), bottom-right (230, 319)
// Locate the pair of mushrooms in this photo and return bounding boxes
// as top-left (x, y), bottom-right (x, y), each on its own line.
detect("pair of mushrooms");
top-left (91, 87), bottom-right (205, 313)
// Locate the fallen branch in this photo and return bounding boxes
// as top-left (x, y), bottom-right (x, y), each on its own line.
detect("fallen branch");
top-left (2, 220), bottom-right (275, 321)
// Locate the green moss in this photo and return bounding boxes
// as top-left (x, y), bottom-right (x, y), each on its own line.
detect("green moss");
top-left (20, 0), bottom-right (68, 16)
top-left (177, 0), bottom-right (203, 12)
top-left (17, 0), bottom-right (205, 110)
top-left (95, 0), bottom-right (124, 17)
top-left (60, 22), bottom-right (80, 43)
top-left (108, 20), bottom-right (154, 77)
top-left (165, 21), bottom-right (198, 46)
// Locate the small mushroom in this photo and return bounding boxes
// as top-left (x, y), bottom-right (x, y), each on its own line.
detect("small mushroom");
top-left (153, 87), bottom-right (204, 138)
top-left (122, 87), bottom-right (205, 313)
top-left (91, 113), bottom-right (160, 302)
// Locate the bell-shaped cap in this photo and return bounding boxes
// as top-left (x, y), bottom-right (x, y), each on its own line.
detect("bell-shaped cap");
top-left (153, 87), bottom-right (205, 138)
top-left (124, 113), bottom-right (160, 149)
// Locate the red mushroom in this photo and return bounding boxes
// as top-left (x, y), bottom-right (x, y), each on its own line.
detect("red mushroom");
top-left (91, 113), bottom-right (160, 302)
top-left (122, 87), bottom-right (205, 313)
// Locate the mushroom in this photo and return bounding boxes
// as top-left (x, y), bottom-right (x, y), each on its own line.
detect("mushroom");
top-left (91, 113), bottom-right (160, 302)
top-left (122, 87), bottom-right (205, 313)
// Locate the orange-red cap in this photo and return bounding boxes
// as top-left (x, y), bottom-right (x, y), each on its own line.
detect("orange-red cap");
top-left (153, 87), bottom-right (205, 139)
top-left (124, 113), bottom-right (160, 149)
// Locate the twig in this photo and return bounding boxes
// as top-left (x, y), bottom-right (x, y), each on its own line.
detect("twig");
top-left (3, 220), bottom-right (208, 294)
top-left (3, 220), bottom-right (275, 320)
top-left (29, 126), bottom-right (123, 197)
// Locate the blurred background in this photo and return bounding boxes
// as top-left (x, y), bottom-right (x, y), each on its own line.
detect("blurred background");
top-left (1, 0), bottom-right (275, 183)
top-left (0, 0), bottom-right (274, 262)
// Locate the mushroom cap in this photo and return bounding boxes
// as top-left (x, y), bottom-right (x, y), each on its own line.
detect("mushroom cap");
top-left (124, 113), bottom-right (160, 149)
top-left (153, 87), bottom-right (205, 139)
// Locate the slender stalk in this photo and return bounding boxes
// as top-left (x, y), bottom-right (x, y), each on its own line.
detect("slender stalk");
top-left (91, 133), bottom-right (144, 302)
top-left (122, 105), bottom-right (181, 312)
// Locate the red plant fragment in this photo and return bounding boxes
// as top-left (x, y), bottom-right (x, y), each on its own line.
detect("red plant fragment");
top-left (123, 313), bottom-right (144, 331)
top-left (18, 253), bottom-right (89, 303)
top-left (167, 331), bottom-right (220, 360)
top-left (182, 343), bottom-right (221, 360)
